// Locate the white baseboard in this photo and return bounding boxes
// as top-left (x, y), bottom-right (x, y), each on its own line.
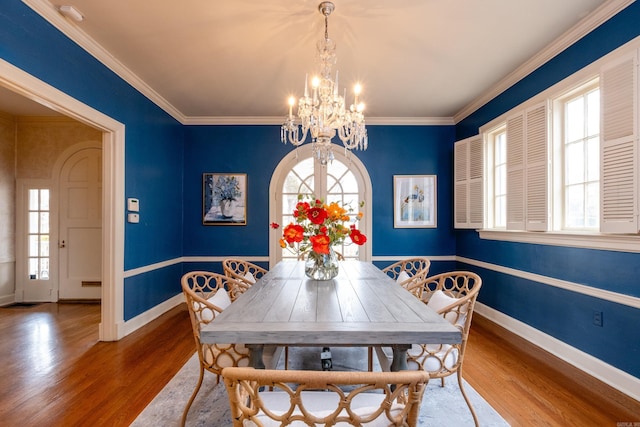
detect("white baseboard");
top-left (121, 293), bottom-right (185, 337)
top-left (0, 294), bottom-right (15, 306)
top-left (475, 302), bottom-right (640, 402)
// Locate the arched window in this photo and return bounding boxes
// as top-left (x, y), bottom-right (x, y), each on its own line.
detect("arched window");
top-left (269, 145), bottom-right (372, 266)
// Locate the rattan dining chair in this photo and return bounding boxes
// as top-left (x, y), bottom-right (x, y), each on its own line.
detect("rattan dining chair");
top-left (374, 271), bottom-right (482, 427)
top-left (181, 271), bottom-right (283, 427)
top-left (222, 367), bottom-right (429, 426)
top-left (365, 257), bottom-right (433, 370)
top-left (382, 257), bottom-right (431, 289)
top-left (222, 258), bottom-right (268, 289)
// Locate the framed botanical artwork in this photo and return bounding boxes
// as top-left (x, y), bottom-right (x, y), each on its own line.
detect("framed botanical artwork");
top-left (202, 173), bottom-right (247, 225)
top-left (393, 175), bottom-right (437, 228)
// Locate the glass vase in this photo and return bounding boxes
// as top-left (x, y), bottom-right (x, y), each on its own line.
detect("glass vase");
top-left (305, 247), bottom-right (339, 280)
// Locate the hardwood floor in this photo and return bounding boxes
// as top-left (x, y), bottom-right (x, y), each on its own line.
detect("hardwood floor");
top-left (1, 302), bottom-right (638, 426)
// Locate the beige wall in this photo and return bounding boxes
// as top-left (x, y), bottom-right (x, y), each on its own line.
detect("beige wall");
top-left (0, 112), bottom-right (16, 303)
top-left (0, 115), bottom-right (101, 303)
top-left (16, 116), bottom-right (102, 179)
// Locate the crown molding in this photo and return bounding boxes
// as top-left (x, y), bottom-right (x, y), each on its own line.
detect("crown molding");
top-left (22, 0), bottom-right (188, 124)
top-left (182, 115), bottom-right (455, 126)
top-left (453, 0), bottom-right (636, 124)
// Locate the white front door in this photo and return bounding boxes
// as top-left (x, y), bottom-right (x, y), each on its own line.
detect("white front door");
top-left (58, 147), bottom-right (102, 300)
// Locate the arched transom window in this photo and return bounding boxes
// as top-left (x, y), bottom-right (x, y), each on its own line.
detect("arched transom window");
top-left (269, 145), bottom-right (372, 266)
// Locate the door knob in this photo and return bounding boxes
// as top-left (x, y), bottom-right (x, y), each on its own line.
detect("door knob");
top-left (59, 240), bottom-right (66, 248)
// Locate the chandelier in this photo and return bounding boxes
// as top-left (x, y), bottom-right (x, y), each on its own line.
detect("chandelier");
top-left (281, 1), bottom-right (368, 165)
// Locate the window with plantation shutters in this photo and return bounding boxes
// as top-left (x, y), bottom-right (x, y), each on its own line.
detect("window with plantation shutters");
top-left (600, 52), bottom-right (639, 234)
top-left (454, 135), bottom-right (484, 229)
top-left (479, 38), bottom-right (640, 252)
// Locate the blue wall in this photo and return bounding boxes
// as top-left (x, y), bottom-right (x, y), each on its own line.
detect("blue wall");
top-left (455, 2), bottom-right (640, 379)
top-left (0, 0), bottom-right (185, 319)
top-left (182, 124), bottom-right (456, 267)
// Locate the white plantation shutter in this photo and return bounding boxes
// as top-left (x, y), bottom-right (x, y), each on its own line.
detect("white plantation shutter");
top-left (506, 113), bottom-right (525, 230)
top-left (468, 136), bottom-right (484, 226)
top-left (600, 52), bottom-right (639, 234)
top-left (506, 104), bottom-right (549, 231)
top-left (525, 103), bottom-right (549, 231)
top-left (454, 135), bottom-right (484, 228)
top-left (454, 141), bottom-right (468, 227)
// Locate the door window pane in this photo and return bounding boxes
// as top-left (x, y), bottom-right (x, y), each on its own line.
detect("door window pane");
top-left (27, 188), bottom-right (50, 280)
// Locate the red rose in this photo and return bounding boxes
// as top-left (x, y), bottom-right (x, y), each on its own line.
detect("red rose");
top-left (270, 222), bottom-right (280, 229)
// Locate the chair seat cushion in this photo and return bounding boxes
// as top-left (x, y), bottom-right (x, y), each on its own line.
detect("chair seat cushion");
top-left (244, 391), bottom-right (404, 426)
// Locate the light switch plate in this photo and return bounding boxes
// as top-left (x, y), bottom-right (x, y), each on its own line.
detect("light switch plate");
top-left (128, 213), bottom-right (140, 223)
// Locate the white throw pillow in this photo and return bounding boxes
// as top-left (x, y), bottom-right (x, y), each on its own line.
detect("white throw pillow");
top-left (244, 271), bottom-right (256, 284)
top-left (396, 270), bottom-right (411, 284)
top-left (427, 290), bottom-right (466, 325)
top-left (200, 289), bottom-right (232, 322)
top-left (208, 289), bottom-right (232, 311)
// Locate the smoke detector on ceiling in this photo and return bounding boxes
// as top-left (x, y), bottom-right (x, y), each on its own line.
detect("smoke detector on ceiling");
top-left (58, 5), bottom-right (84, 22)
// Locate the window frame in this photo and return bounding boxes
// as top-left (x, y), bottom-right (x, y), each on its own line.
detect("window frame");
top-left (485, 124), bottom-right (507, 229)
top-left (551, 78), bottom-right (600, 232)
top-left (268, 144), bottom-right (373, 266)
top-left (475, 38), bottom-right (639, 253)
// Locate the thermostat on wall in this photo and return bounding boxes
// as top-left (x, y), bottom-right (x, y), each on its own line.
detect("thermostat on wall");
top-left (127, 198), bottom-right (140, 212)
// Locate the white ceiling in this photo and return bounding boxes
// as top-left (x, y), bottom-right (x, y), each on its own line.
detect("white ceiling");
top-left (2, 0), bottom-right (622, 122)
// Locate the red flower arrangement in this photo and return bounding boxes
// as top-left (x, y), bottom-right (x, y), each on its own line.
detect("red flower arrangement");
top-left (274, 194), bottom-right (366, 257)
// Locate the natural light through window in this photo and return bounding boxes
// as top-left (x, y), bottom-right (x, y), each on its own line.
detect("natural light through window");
top-left (28, 189), bottom-right (50, 280)
top-left (493, 131), bottom-right (506, 228)
top-left (563, 86), bottom-right (600, 230)
top-left (280, 158), bottom-right (362, 260)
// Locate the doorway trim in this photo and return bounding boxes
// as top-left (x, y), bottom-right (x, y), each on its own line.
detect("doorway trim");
top-left (0, 58), bottom-right (125, 341)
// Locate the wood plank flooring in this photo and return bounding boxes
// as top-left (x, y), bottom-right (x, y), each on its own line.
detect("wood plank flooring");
top-left (0, 302), bottom-right (638, 426)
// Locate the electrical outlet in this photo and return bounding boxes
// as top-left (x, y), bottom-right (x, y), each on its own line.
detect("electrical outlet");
top-left (593, 311), bottom-right (603, 327)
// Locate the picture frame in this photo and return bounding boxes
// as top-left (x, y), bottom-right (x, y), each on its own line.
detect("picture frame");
top-left (393, 175), bottom-right (437, 228)
top-left (203, 173), bottom-right (247, 225)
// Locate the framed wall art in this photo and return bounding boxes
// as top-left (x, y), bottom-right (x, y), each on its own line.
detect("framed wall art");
top-left (393, 175), bottom-right (437, 228)
top-left (203, 173), bottom-right (247, 225)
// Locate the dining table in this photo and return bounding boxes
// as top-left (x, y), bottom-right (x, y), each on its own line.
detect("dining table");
top-left (200, 260), bottom-right (461, 371)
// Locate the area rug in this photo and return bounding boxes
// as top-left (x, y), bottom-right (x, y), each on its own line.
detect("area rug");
top-left (132, 347), bottom-right (509, 426)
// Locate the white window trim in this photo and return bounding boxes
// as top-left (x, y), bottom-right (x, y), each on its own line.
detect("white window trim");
top-left (551, 78), bottom-right (600, 232)
top-left (479, 229), bottom-right (640, 253)
top-left (485, 124), bottom-right (507, 229)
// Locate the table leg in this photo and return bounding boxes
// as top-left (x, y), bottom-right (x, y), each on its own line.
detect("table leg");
top-left (390, 344), bottom-right (411, 371)
top-left (247, 344), bottom-right (265, 369)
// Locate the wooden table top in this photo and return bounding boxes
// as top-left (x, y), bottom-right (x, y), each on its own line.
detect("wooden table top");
top-left (200, 261), bottom-right (461, 347)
